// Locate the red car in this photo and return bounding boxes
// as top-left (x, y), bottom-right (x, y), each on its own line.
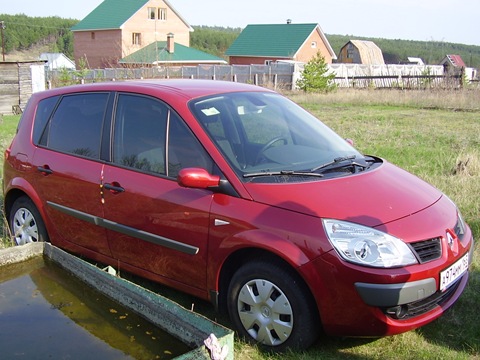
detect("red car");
top-left (3, 80), bottom-right (473, 351)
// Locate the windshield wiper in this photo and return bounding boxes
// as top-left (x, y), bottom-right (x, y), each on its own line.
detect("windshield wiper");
top-left (243, 170), bottom-right (324, 179)
top-left (311, 155), bottom-right (368, 173)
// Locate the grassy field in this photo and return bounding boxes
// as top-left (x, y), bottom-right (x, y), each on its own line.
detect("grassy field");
top-left (1, 89), bottom-right (479, 359)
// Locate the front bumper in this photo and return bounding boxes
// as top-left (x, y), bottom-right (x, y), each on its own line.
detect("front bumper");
top-left (355, 278), bottom-right (437, 308)
top-left (305, 232), bottom-right (473, 337)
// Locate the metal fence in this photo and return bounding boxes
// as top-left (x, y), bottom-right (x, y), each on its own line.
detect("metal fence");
top-left (46, 62), bottom-right (474, 90)
top-left (46, 63), bottom-right (297, 89)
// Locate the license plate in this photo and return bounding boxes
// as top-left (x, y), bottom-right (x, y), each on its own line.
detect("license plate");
top-left (440, 253), bottom-right (469, 292)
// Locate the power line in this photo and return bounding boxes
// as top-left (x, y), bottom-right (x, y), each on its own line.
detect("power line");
top-left (1, 21), bottom-right (5, 61)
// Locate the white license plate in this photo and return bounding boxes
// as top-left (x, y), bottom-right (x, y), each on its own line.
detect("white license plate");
top-left (440, 253), bottom-right (469, 292)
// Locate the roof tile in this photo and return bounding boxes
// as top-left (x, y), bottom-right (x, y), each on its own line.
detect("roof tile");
top-left (72, 0), bottom-right (149, 31)
top-left (120, 41), bottom-right (226, 64)
top-left (226, 23), bottom-right (319, 57)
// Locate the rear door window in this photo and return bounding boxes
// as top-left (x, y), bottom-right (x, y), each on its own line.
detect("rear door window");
top-left (40, 93), bottom-right (109, 159)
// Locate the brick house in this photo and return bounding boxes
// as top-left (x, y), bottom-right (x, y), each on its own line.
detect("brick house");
top-left (72, 0), bottom-right (193, 68)
top-left (225, 22), bottom-right (337, 65)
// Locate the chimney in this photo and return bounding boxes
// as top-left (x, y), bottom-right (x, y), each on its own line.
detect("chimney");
top-left (167, 33), bottom-right (174, 53)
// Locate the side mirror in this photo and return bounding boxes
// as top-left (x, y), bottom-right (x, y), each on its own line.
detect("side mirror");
top-left (177, 168), bottom-right (221, 189)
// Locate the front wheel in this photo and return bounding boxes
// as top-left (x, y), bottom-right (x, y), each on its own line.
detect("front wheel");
top-left (9, 196), bottom-right (49, 245)
top-left (227, 259), bottom-right (320, 351)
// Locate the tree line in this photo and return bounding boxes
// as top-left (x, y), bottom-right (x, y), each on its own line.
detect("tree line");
top-left (0, 14), bottom-right (479, 68)
top-left (0, 14), bottom-right (76, 56)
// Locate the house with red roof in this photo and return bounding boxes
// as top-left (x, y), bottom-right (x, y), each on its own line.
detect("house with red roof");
top-left (440, 54), bottom-right (466, 75)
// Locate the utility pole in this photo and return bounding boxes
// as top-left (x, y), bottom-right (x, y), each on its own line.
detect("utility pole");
top-left (0, 21), bottom-right (5, 62)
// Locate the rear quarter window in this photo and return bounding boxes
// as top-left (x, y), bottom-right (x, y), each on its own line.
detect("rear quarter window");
top-left (39, 93), bottom-right (109, 159)
top-left (32, 96), bottom-right (60, 145)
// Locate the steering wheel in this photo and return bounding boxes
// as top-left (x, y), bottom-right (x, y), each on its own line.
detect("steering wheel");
top-left (254, 136), bottom-right (288, 165)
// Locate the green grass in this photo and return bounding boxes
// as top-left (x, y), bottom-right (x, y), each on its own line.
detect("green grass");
top-left (1, 114), bottom-right (19, 247)
top-left (1, 89), bottom-right (479, 359)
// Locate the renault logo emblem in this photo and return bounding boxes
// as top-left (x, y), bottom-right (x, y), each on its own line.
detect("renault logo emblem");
top-left (446, 231), bottom-right (455, 248)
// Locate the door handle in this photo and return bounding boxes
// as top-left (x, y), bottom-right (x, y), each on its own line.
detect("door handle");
top-left (104, 182), bottom-right (125, 194)
top-left (37, 165), bottom-right (53, 175)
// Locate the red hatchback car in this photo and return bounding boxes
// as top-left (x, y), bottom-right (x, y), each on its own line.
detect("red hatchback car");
top-left (3, 80), bottom-right (473, 351)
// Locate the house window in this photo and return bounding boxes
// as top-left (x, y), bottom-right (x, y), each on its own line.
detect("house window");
top-left (311, 41), bottom-right (317, 48)
top-left (132, 33), bottom-right (141, 45)
top-left (148, 7), bottom-right (156, 19)
top-left (158, 8), bottom-right (167, 20)
top-left (347, 43), bottom-right (355, 59)
top-left (91, 32), bottom-right (95, 40)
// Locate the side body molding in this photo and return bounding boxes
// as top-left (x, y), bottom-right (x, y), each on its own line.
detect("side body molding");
top-left (47, 202), bottom-right (199, 255)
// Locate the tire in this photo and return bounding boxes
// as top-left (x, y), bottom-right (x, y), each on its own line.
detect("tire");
top-left (9, 196), bottom-right (49, 245)
top-left (227, 259), bottom-right (319, 351)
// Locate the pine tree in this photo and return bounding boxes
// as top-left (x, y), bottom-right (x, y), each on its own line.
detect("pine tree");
top-left (296, 52), bottom-right (337, 93)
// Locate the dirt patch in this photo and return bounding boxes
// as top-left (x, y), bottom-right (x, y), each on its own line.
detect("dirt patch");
top-left (4, 44), bottom-right (52, 62)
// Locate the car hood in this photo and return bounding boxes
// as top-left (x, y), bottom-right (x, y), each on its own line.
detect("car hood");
top-left (243, 161), bottom-right (443, 227)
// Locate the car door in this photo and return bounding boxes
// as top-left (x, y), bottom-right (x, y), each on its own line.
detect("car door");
top-left (31, 92), bottom-right (112, 256)
top-left (102, 94), bottom-right (214, 291)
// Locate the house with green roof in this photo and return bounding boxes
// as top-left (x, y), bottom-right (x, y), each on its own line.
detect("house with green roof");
top-left (119, 34), bottom-right (227, 66)
top-left (72, 0), bottom-right (193, 68)
top-left (225, 22), bottom-right (336, 65)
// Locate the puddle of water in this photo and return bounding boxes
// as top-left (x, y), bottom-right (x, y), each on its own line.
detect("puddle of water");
top-left (0, 257), bottom-right (191, 359)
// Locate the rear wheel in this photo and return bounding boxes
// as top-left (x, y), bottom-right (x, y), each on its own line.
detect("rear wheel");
top-left (9, 196), bottom-right (49, 245)
top-left (227, 260), bottom-right (319, 351)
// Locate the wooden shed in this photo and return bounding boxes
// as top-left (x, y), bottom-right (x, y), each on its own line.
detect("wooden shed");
top-left (337, 40), bottom-right (385, 65)
top-left (440, 54), bottom-right (465, 75)
top-left (0, 61), bottom-right (45, 115)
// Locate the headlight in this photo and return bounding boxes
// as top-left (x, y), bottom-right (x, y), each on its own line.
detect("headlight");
top-left (445, 195), bottom-right (466, 241)
top-left (322, 219), bottom-right (418, 268)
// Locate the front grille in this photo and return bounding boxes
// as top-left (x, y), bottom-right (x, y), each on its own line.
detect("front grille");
top-left (410, 237), bottom-right (442, 263)
top-left (383, 277), bottom-right (462, 320)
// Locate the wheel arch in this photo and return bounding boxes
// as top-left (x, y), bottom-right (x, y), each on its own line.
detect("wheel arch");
top-left (216, 247), bottom-right (319, 320)
top-left (4, 179), bottom-right (46, 228)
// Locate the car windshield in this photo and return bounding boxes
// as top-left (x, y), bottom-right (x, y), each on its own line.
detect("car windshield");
top-left (190, 91), bottom-right (364, 182)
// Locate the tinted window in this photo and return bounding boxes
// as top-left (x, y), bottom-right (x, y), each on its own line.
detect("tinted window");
top-left (33, 96), bottom-right (59, 145)
top-left (42, 93), bottom-right (108, 159)
top-left (168, 112), bottom-right (213, 178)
top-left (113, 94), bottom-right (168, 174)
top-left (112, 93), bottom-right (212, 178)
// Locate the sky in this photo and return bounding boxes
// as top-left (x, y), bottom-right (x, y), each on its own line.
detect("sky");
top-left (1, 0), bottom-right (478, 46)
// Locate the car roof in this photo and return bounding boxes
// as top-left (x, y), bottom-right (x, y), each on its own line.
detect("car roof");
top-left (36, 79), bottom-right (272, 100)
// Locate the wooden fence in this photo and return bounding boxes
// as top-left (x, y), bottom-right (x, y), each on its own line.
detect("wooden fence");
top-left (333, 74), bottom-right (464, 89)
